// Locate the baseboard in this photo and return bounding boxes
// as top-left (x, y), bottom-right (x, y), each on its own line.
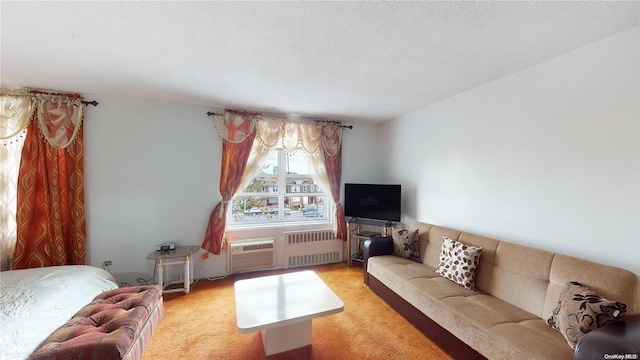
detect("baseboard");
top-left (367, 275), bottom-right (486, 360)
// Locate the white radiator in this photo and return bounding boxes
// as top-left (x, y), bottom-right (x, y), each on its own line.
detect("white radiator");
top-left (228, 237), bottom-right (275, 273)
top-left (284, 230), bottom-right (343, 268)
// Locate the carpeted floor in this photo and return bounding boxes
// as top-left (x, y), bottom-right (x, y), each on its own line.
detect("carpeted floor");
top-left (143, 262), bottom-right (452, 360)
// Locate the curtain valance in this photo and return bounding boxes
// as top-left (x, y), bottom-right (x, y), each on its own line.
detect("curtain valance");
top-left (212, 110), bottom-right (343, 157)
top-left (1, 88), bottom-right (84, 148)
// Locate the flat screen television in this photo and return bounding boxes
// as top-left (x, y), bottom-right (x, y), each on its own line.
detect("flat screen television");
top-left (344, 183), bottom-right (401, 222)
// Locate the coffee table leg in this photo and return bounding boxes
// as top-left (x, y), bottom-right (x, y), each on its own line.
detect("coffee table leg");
top-left (261, 320), bottom-right (312, 355)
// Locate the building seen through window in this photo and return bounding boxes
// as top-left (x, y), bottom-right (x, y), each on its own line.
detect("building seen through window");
top-left (229, 150), bottom-right (329, 225)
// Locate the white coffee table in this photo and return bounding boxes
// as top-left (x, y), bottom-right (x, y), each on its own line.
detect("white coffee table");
top-left (234, 270), bottom-right (344, 355)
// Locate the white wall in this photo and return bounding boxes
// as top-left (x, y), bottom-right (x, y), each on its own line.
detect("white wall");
top-left (342, 122), bottom-right (386, 184)
top-left (83, 97), bottom-right (220, 283)
top-left (83, 97), bottom-right (380, 282)
top-left (381, 26), bottom-right (640, 274)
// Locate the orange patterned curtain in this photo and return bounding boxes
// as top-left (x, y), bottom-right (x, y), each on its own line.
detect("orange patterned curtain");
top-left (201, 110), bottom-right (258, 254)
top-left (11, 90), bottom-right (86, 269)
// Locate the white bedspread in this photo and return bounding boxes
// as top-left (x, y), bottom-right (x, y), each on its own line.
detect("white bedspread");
top-left (0, 265), bottom-right (119, 360)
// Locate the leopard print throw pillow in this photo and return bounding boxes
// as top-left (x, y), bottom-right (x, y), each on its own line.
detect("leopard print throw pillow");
top-left (435, 236), bottom-right (482, 290)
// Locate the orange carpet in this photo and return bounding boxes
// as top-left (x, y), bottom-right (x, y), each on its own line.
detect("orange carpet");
top-left (143, 263), bottom-right (452, 360)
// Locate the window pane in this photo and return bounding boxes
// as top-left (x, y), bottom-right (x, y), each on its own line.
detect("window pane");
top-left (285, 195), bottom-right (327, 221)
top-left (228, 149), bottom-right (331, 226)
top-left (241, 151), bottom-right (278, 193)
top-left (230, 196), bottom-right (281, 224)
top-left (286, 151), bottom-right (307, 174)
top-left (285, 152), bottom-right (322, 194)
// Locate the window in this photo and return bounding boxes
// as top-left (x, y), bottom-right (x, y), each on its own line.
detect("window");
top-left (229, 150), bottom-right (329, 226)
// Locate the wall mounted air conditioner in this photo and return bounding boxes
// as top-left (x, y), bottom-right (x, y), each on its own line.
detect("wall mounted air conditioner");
top-left (227, 237), bottom-right (275, 273)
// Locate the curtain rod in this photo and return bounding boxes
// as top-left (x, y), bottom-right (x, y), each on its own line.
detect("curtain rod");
top-left (1, 90), bottom-right (99, 106)
top-left (205, 111), bottom-right (353, 129)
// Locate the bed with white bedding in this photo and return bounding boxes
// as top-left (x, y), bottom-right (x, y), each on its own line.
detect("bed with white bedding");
top-left (0, 265), bottom-right (163, 360)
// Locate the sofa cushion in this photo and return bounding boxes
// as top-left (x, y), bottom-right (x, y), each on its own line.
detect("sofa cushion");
top-left (485, 241), bottom-right (554, 319)
top-left (435, 237), bottom-right (482, 290)
top-left (545, 254), bottom-right (639, 320)
top-left (422, 226), bottom-right (461, 269)
top-left (392, 229), bottom-right (420, 262)
top-left (547, 281), bottom-right (628, 349)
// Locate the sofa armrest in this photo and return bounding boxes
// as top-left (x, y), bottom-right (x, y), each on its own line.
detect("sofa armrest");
top-left (362, 236), bottom-right (393, 285)
top-left (574, 313), bottom-right (640, 360)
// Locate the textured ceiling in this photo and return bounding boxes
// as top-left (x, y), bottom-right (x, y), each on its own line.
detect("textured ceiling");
top-left (2, 1), bottom-right (639, 123)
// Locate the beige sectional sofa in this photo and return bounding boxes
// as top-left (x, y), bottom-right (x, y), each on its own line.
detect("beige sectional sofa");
top-left (363, 222), bottom-right (640, 360)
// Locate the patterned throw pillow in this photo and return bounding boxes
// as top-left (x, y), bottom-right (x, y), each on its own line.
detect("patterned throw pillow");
top-left (435, 236), bottom-right (482, 290)
top-left (547, 281), bottom-right (627, 349)
top-left (391, 229), bottom-right (420, 262)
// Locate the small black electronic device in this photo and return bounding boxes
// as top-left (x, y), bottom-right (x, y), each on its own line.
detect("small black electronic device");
top-left (156, 242), bottom-right (176, 251)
